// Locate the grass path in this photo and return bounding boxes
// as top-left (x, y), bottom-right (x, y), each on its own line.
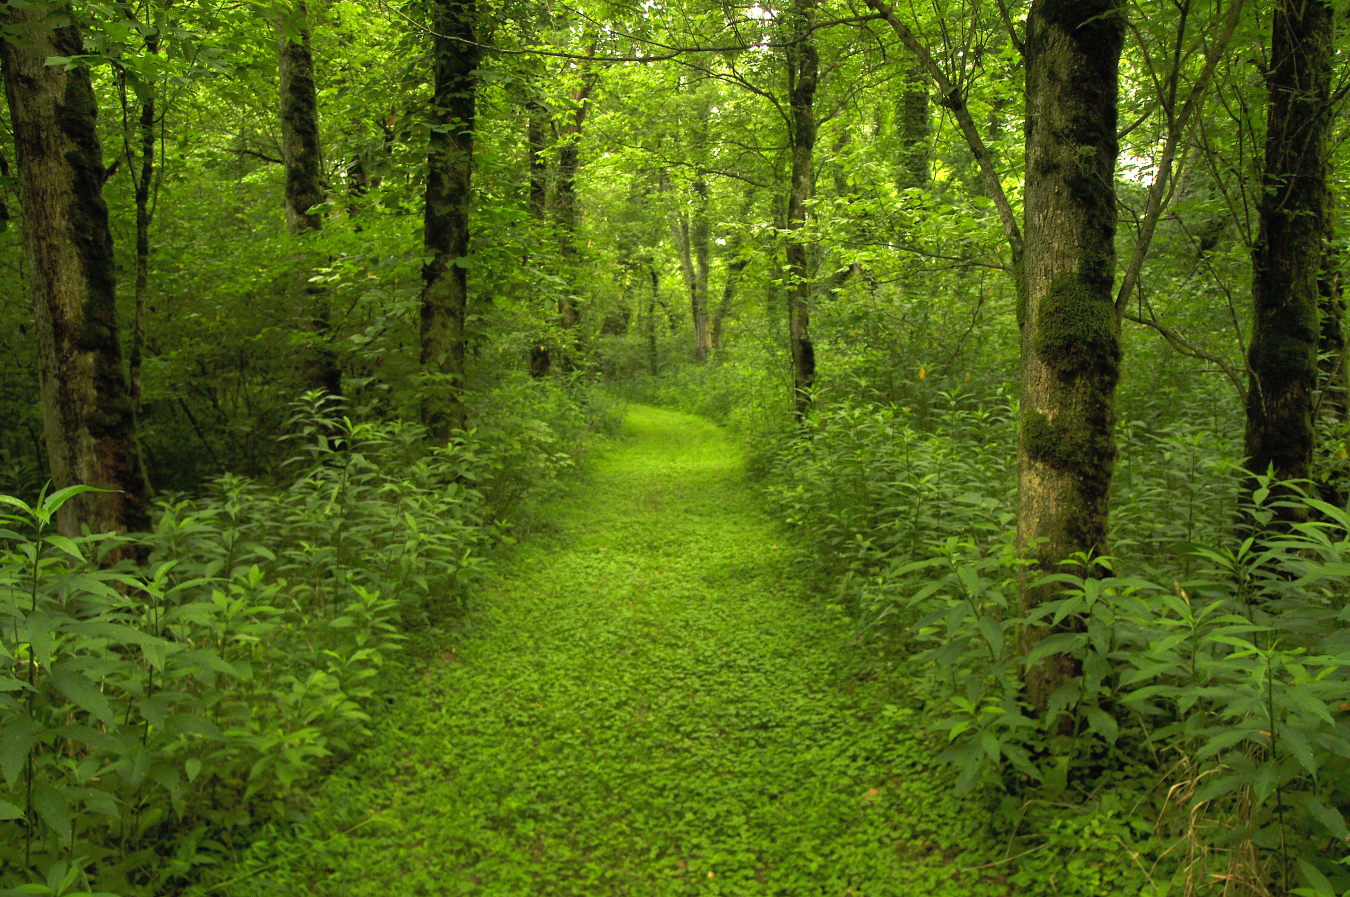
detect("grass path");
top-left (227, 405), bottom-right (1006, 895)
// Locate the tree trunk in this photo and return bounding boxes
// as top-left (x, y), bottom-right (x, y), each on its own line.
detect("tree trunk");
top-left (713, 244), bottom-right (748, 354)
top-left (420, 0), bottom-right (479, 439)
top-left (527, 98), bottom-right (551, 378)
top-left (277, 3), bottom-right (342, 399)
top-left (278, 4), bottom-right (324, 234)
top-left (649, 262), bottom-right (660, 375)
top-left (1018, 0), bottom-right (1125, 716)
top-left (554, 63), bottom-right (596, 355)
top-left (691, 178), bottom-right (712, 362)
top-left (1244, 0), bottom-right (1331, 490)
top-left (1, 10), bottom-right (150, 537)
top-left (785, 0), bottom-right (818, 419)
top-left (897, 64), bottom-right (931, 190)
top-left (126, 18), bottom-right (158, 422)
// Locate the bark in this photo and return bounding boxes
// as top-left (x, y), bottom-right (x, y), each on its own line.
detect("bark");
top-left (527, 99), bottom-right (551, 378)
top-left (128, 43), bottom-right (154, 420)
top-left (277, 5), bottom-right (324, 234)
top-left (1, 9), bottom-right (150, 537)
top-left (1018, 0), bottom-right (1125, 716)
top-left (555, 61), bottom-right (596, 350)
top-left (1244, 0), bottom-right (1332, 488)
top-left (691, 178), bottom-right (712, 363)
top-left (897, 64), bottom-right (931, 190)
top-left (420, 0), bottom-right (479, 438)
top-left (785, 0), bottom-right (818, 419)
top-left (277, 3), bottom-right (342, 399)
top-left (649, 262), bottom-right (660, 375)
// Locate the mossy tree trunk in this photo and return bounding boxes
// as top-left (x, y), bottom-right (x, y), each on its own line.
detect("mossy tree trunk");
top-left (420, 0), bottom-right (479, 439)
top-left (1018, 0), bottom-right (1125, 716)
top-left (1244, 0), bottom-right (1332, 492)
top-left (1, 9), bottom-right (150, 537)
top-left (277, 3), bottom-right (342, 398)
top-left (528, 97), bottom-right (551, 378)
top-left (785, 0), bottom-right (818, 418)
top-left (278, 5), bottom-right (324, 235)
top-left (897, 63), bottom-right (931, 190)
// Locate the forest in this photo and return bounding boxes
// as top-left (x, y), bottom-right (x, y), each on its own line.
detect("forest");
top-left (1, 0), bottom-right (1349, 893)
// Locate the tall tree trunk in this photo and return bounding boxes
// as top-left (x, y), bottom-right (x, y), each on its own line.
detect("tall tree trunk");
top-left (1018, 0), bottom-right (1125, 715)
top-left (554, 60), bottom-right (596, 360)
top-left (649, 261), bottom-right (660, 375)
top-left (527, 98), bottom-right (551, 378)
top-left (420, 0), bottom-right (479, 438)
top-left (277, 3), bottom-right (341, 399)
top-left (785, 0), bottom-right (818, 418)
top-left (691, 178), bottom-right (712, 362)
top-left (124, 15), bottom-right (158, 422)
top-left (278, 4), bottom-right (324, 234)
top-left (897, 64), bottom-right (931, 190)
top-left (1244, 0), bottom-right (1332, 491)
top-left (1, 9), bottom-right (150, 537)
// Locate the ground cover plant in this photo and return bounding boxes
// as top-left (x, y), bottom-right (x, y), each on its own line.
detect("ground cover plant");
top-left (196, 406), bottom-right (1088, 897)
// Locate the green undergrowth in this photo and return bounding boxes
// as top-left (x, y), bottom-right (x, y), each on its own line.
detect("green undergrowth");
top-left (202, 405), bottom-right (1031, 897)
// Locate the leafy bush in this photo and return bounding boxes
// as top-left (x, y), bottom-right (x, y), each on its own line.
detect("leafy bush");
top-left (751, 380), bottom-right (1350, 895)
top-left (0, 383), bottom-right (610, 895)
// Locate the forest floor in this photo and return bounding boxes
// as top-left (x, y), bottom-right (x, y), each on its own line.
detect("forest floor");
top-left (212, 405), bottom-right (1015, 896)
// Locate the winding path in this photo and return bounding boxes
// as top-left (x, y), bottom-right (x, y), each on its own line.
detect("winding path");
top-left (246, 406), bottom-right (1004, 896)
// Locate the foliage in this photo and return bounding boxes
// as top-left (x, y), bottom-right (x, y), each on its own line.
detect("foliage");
top-left (733, 374), bottom-right (1350, 896)
top-left (0, 381), bottom-right (604, 895)
top-left (193, 406), bottom-right (1028, 897)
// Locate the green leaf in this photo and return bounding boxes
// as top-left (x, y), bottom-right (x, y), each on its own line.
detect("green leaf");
top-left (0, 720), bottom-right (41, 787)
top-left (1279, 724), bottom-right (1318, 777)
top-left (28, 610), bottom-right (53, 668)
top-left (1296, 858), bottom-right (1335, 897)
top-left (1083, 706), bottom-right (1118, 743)
top-left (977, 615), bottom-right (1002, 656)
top-left (41, 484), bottom-right (111, 515)
top-left (50, 666), bottom-right (115, 725)
top-left (1297, 793), bottom-right (1349, 840)
top-left (0, 798), bottom-right (22, 820)
top-left (31, 783), bottom-right (73, 840)
top-left (43, 535), bottom-right (84, 563)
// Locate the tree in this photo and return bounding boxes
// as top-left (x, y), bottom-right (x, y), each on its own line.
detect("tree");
top-left (277, 2), bottom-right (325, 235)
top-left (276, 1), bottom-right (343, 399)
top-left (420, 0), bottom-right (480, 438)
top-left (554, 48), bottom-right (599, 354)
top-left (1244, 0), bottom-right (1333, 489)
top-left (1, 7), bottom-right (149, 537)
top-left (1016, 0), bottom-right (1126, 713)
top-left (784, 0), bottom-right (818, 418)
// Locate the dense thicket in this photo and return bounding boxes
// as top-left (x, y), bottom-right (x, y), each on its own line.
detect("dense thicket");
top-left (0, 0), bottom-right (1348, 894)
